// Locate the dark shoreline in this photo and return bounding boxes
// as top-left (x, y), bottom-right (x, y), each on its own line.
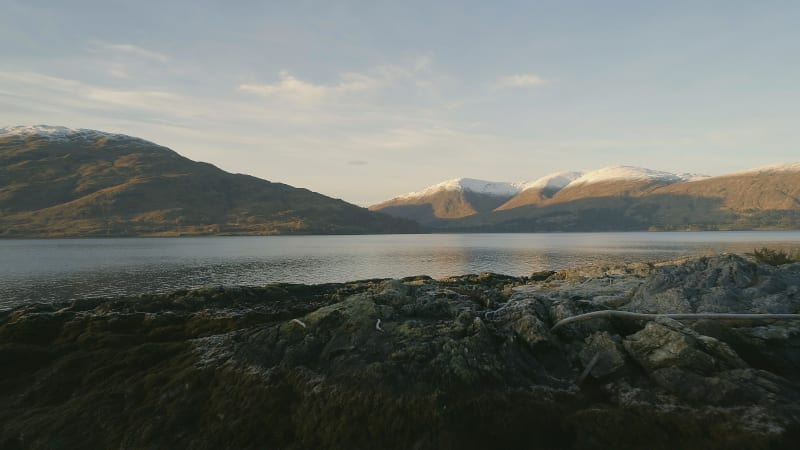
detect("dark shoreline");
top-left (2, 254), bottom-right (800, 449)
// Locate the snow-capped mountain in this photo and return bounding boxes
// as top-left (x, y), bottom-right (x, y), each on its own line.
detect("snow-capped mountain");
top-left (566, 166), bottom-right (692, 186)
top-left (520, 171), bottom-right (585, 192)
top-left (542, 165), bottom-right (708, 205)
top-left (370, 177), bottom-right (529, 221)
top-left (496, 171), bottom-right (585, 211)
top-left (375, 166), bottom-right (702, 217)
top-left (383, 166), bottom-right (705, 206)
top-left (371, 163), bottom-right (800, 231)
top-left (394, 178), bottom-right (526, 200)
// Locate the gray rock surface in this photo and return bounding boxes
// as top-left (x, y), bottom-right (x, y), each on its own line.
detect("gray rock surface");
top-left (628, 255), bottom-right (800, 313)
top-left (579, 331), bottom-right (627, 378)
top-left (1, 254), bottom-right (800, 449)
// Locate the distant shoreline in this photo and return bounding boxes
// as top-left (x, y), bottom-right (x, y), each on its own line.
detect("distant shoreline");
top-left (3, 227), bottom-right (800, 239)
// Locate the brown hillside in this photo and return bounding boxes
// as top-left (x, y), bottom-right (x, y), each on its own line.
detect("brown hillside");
top-left (658, 171), bottom-right (800, 211)
top-left (494, 187), bottom-right (550, 210)
top-left (0, 129), bottom-right (422, 237)
top-left (545, 179), bottom-right (671, 204)
top-left (369, 189), bottom-right (514, 224)
top-left (370, 190), bottom-right (477, 219)
top-left (495, 179), bottom-right (672, 212)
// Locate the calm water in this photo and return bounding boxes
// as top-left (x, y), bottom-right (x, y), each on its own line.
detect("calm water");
top-left (1, 232), bottom-right (800, 309)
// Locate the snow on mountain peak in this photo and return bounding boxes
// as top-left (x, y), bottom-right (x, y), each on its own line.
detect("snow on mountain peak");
top-left (677, 173), bottom-right (712, 182)
top-left (729, 162), bottom-right (800, 176)
top-left (382, 162), bottom-right (799, 205)
top-left (568, 166), bottom-right (689, 186)
top-left (1, 125), bottom-right (82, 137)
top-left (0, 125), bottom-right (146, 143)
top-left (521, 171), bottom-right (585, 191)
top-left (391, 166), bottom-right (702, 201)
top-left (396, 178), bottom-right (525, 200)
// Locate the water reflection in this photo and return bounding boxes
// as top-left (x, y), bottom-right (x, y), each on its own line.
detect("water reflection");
top-left (1, 232), bottom-right (799, 309)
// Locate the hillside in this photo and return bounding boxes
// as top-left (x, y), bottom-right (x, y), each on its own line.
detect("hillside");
top-left (369, 178), bottom-right (524, 224)
top-left (371, 164), bottom-right (800, 231)
top-left (0, 126), bottom-right (422, 237)
top-left (494, 171), bottom-right (584, 210)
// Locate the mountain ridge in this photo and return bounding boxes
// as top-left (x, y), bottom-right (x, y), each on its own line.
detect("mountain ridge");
top-left (380, 165), bottom-right (710, 203)
top-left (371, 163), bottom-right (800, 231)
top-left (0, 125), bottom-right (422, 237)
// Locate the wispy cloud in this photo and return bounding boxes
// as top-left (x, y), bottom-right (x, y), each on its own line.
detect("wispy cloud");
top-left (495, 73), bottom-right (546, 88)
top-left (0, 71), bottom-right (172, 110)
top-left (92, 42), bottom-right (170, 63)
top-left (86, 88), bottom-right (183, 110)
top-left (0, 65), bottom-right (534, 205)
top-left (372, 54), bottom-right (438, 89)
top-left (0, 65), bottom-right (437, 132)
top-left (86, 41), bottom-right (171, 80)
top-left (238, 56), bottom-right (441, 106)
top-left (347, 125), bottom-right (493, 153)
top-left (107, 65), bottom-right (130, 79)
top-left (239, 71), bottom-right (378, 103)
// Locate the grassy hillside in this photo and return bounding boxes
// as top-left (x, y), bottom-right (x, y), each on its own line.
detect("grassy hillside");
top-left (0, 130), bottom-right (422, 237)
top-left (369, 190), bottom-right (513, 226)
top-left (435, 191), bottom-right (800, 232)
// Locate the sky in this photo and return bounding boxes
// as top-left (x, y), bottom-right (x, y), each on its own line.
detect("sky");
top-left (1, 1), bottom-right (799, 206)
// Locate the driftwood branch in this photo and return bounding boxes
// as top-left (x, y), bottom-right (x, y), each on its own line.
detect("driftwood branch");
top-left (576, 353), bottom-right (601, 386)
top-left (550, 311), bottom-right (800, 332)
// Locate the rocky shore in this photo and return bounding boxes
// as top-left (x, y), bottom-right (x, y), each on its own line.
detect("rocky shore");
top-left (2, 254), bottom-right (800, 449)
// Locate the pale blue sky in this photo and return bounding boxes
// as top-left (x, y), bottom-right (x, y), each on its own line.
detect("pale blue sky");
top-left (2, 1), bottom-right (799, 205)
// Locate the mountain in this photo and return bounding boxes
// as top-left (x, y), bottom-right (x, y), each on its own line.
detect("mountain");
top-left (371, 164), bottom-right (800, 231)
top-left (0, 125), bottom-right (422, 237)
top-left (498, 166), bottom-right (708, 210)
top-left (368, 178), bottom-right (526, 224)
top-left (658, 163), bottom-right (800, 211)
top-left (371, 166), bottom-right (701, 225)
top-left (494, 171), bottom-right (584, 210)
